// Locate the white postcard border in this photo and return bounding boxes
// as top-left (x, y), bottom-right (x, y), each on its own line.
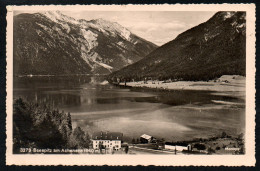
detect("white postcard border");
top-left (6, 4), bottom-right (256, 166)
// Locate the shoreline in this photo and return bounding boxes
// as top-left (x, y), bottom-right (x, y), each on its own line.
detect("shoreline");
top-left (15, 74), bottom-right (108, 77)
top-left (114, 75), bottom-right (245, 97)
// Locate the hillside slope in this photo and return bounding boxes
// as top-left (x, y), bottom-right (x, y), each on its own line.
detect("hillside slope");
top-left (13, 11), bottom-right (157, 75)
top-left (108, 12), bottom-right (246, 81)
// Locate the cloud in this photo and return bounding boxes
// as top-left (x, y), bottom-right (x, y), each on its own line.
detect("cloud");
top-left (111, 16), bottom-right (119, 22)
top-left (126, 21), bottom-right (186, 31)
top-left (121, 20), bottom-right (189, 45)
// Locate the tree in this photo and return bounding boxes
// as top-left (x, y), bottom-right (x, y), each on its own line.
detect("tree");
top-left (98, 142), bottom-right (104, 154)
top-left (32, 114), bottom-right (65, 149)
top-left (239, 145), bottom-right (245, 154)
top-left (136, 138), bottom-right (140, 144)
top-left (13, 98), bottom-right (67, 151)
top-left (13, 98), bottom-right (34, 152)
top-left (221, 131), bottom-right (227, 138)
top-left (125, 145), bottom-right (129, 154)
top-left (112, 147), bottom-right (115, 154)
top-left (13, 98), bottom-right (86, 153)
top-left (238, 133), bottom-right (244, 140)
top-left (69, 127), bottom-right (90, 148)
top-left (208, 147), bottom-right (215, 154)
top-left (132, 138), bottom-right (135, 144)
top-left (194, 143), bottom-right (206, 150)
top-left (67, 112), bottom-right (72, 131)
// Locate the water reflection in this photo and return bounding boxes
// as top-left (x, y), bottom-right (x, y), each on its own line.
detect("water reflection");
top-left (13, 75), bottom-right (245, 141)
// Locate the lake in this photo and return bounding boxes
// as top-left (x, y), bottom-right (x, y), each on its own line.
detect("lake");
top-left (13, 75), bottom-right (245, 142)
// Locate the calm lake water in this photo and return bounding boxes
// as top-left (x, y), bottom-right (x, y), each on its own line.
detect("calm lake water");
top-left (13, 75), bottom-right (245, 142)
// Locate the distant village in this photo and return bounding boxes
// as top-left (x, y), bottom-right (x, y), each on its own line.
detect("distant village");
top-left (89, 131), bottom-right (245, 155)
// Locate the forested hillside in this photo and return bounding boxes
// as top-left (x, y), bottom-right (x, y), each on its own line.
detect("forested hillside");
top-left (108, 12), bottom-right (246, 81)
top-left (13, 98), bottom-right (90, 153)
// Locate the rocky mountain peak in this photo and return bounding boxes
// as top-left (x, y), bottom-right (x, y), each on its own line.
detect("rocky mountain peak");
top-left (214, 11), bottom-right (246, 35)
top-left (41, 11), bottom-right (133, 42)
top-left (218, 11), bottom-right (237, 20)
top-left (87, 18), bottom-right (131, 41)
top-left (13, 11), bottom-right (157, 75)
top-left (42, 11), bottom-right (80, 25)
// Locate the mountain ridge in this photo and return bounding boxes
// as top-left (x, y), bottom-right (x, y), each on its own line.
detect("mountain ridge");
top-left (13, 11), bottom-right (158, 75)
top-left (108, 11), bottom-right (246, 82)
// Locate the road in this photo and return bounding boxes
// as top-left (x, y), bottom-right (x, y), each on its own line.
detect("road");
top-left (129, 146), bottom-right (179, 155)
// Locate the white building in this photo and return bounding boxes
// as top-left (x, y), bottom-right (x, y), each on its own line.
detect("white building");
top-left (164, 142), bottom-right (192, 151)
top-left (92, 131), bottom-right (123, 151)
top-left (140, 134), bottom-right (154, 143)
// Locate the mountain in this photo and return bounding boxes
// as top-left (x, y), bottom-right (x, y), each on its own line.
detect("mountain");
top-left (108, 12), bottom-right (246, 82)
top-left (13, 11), bottom-right (157, 75)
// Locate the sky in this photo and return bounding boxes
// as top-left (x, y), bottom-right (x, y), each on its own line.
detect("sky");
top-left (15, 11), bottom-right (216, 46)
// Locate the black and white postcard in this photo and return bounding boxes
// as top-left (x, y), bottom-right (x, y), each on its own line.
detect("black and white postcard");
top-left (6, 4), bottom-right (256, 166)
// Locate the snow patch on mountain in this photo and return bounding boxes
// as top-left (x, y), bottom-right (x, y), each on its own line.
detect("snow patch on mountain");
top-left (230, 18), bottom-right (246, 34)
top-left (60, 23), bottom-right (71, 33)
top-left (43, 11), bottom-right (79, 25)
top-left (80, 29), bottom-right (98, 50)
top-left (42, 11), bottom-right (133, 43)
top-left (23, 11), bottom-right (156, 74)
top-left (204, 32), bottom-right (220, 42)
top-left (79, 50), bottom-right (113, 71)
top-left (134, 41), bottom-right (139, 45)
top-left (223, 12), bottom-right (236, 20)
top-left (80, 52), bottom-right (92, 68)
top-left (154, 60), bottom-right (161, 64)
top-left (121, 28), bottom-right (131, 41)
top-left (117, 41), bottom-right (126, 48)
top-left (127, 59), bottom-right (133, 64)
top-left (89, 52), bottom-right (100, 62)
top-left (36, 23), bottom-right (49, 31)
top-left (96, 62), bottom-right (113, 70)
top-left (91, 18), bottom-right (132, 41)
top-left (42, 11), bottom-right (59, 23)
top-left (238, 23), bottom-right (245, 28)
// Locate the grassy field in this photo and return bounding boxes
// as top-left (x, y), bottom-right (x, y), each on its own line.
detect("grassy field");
top-left (118, 75), bottom-right (245, 95)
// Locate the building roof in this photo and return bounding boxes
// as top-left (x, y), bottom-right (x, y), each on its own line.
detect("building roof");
top-left (165, 142), bottom-right (189, 147)
top-left (92, 131), bottom-right (123, 140)
top-left (140, 134), bottom-right (153, 140)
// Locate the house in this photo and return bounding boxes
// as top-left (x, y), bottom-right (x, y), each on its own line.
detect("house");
top-left (91, 131), bottom-right (123, 151)
top-left (140, 134), bottom-right (154, 143)
top-left (164, 142), bottom-right (192, 151)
